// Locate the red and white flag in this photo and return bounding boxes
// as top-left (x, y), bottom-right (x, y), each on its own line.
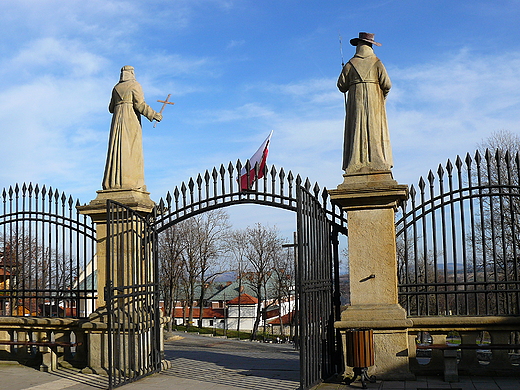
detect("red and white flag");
top-left (240, 130), bottom-right (273, 191)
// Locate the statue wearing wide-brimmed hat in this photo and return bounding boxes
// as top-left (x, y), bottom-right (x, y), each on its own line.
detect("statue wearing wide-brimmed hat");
top-left (338, 32), bottom-right (392, 175)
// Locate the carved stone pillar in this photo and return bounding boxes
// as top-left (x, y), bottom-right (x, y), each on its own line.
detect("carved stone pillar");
top-left (329, 171), bottom-right (414, 380)
top-left (77, 188), bottom-right (155, 307)
top-left (77, 188), bottom-right (155, 375)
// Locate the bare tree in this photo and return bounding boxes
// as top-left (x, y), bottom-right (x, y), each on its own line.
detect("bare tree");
top-left (242, 223), bottom-right (285, 340)
top-left (226, 229), bottom-right (249, 334)
top-left (476, 130), bottom-right (520, 314)
top-left (158, 225), bottom-right (186, 330)
top-left (179, 217), bottom-right (201, 328)
top-left (477, 130), bottom-right (520, 156)
top-left (271, 246), bottom-right (294, 337)
top-left (160, 210), bottom-right (230, 329)
top-left (195, 209), bottom-right (230, 328)
top-left (0, 229), bottom-right (77, 316)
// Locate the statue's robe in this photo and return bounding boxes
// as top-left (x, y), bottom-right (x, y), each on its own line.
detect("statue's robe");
top-left (338, 53), bottom-right (392, 174)
top-left (102, 79), bottom-right (158, 191)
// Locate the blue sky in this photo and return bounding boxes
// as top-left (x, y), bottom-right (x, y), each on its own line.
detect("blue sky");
top-left (1, 0), bottom-right (520, 239)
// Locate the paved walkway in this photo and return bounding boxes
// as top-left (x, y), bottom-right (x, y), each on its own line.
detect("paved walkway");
top-left (1, 333), bottom-right (520, 390)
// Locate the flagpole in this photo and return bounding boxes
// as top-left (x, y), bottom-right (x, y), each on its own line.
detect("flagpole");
top-left (339, 31), bottom-right (347, 112)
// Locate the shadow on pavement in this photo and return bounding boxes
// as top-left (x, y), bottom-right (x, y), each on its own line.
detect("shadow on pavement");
top-left (162, 334), bottom-right (300, 390)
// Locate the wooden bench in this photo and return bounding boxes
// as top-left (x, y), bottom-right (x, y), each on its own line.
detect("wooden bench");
top-left (0, 340), bottom-right (81, 372)
top-left (416, 343), bottom-right (520, 382)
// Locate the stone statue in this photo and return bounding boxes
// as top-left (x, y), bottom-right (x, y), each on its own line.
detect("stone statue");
top-left (102, 66), bottom-right (162, 191)
top-left (338, 32), bottom-right (392, 175)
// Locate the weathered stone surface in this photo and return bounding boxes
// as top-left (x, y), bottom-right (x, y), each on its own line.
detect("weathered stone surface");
top-left (340, 207), bottom-right (404, 309)
top-left (102, 66), bottom-right (162, 191)
top-left (336, 304), bottom-right (412, 329)
top-left (338, 33), bottom-right (392, 174)
top-left (331, 183), bottom-right (414, 380)
top-left (329, 144), bottom-right (412, 379)
top-left (372, 330), bottom-right (415, 380)
top-left (329, 171), bottom-right (408, 210)
top-left (77, 188), bottom-right (155, 219)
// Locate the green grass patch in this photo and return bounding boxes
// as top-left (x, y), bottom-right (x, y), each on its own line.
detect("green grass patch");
top-left (167, 325), bottom-right (291, 342)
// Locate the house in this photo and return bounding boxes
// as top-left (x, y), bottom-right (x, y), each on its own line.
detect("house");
top-left (73, 255), bottom-right (98, 318)
top-left (0, 248), bottom-right (16, 316)
top-left (268, 310), bottom-right (297, 337)
top-left (163, 272), bottom-right (296, 333)
top-left (171, 307), bottom-right (226, 328)
top-left (226, 293), bottom-right (259, 331)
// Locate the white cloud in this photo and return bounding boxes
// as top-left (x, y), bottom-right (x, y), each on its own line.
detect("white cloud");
top-left (228, 48), bottom-right (520, 192)
top-left (386, 49), bottom-right (520, 184)
top-left (4, 37), bottom-right (107, 78)
top-left (227, 40), bottom-right (245, 49)
top-left (257, 78), bottom-right (338, 107)
top-left (0, 35), bottom-right (110, 194)
top-left (0, 1), bottom-right (519, 227)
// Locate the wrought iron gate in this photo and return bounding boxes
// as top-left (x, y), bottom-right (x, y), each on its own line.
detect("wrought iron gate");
top-left (297, 186), bottom-right (338, 390)
top-left (106, 200), bottom-right (161, 389)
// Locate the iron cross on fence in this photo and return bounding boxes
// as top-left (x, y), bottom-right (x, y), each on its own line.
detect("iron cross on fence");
top-left (153, 94), bottom-right (175, 128)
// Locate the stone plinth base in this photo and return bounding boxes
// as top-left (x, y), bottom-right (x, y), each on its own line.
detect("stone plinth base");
top-left (328, 170), bottom-right (408, 210)
top-left (336, 305), bottom-right (414, 380)
top-left (335, 304), bottom-right (412, 329)
top-left (80, 310), bottom-right (170, 376)
top-left (77, 188), bottom-right (155, 220)
top-left (338, 327), bottom-right (415, 381)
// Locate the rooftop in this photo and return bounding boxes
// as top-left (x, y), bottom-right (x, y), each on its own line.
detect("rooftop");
top-left (227, 293), bottom-right (258, 305)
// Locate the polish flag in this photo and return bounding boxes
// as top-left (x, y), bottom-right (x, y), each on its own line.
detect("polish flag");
top-left (240, 130), bottom-right (273, 191)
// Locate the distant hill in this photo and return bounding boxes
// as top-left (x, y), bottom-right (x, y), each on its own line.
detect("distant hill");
top-left (212, 271), bottom-right (236, 282)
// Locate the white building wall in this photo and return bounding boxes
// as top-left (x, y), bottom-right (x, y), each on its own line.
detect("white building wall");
top-left (227, 305), bottom-right (257, 318)
top-left (226, 316), bottom-right (256, 331)
top-left (227, 304), bottom-right (260, 331)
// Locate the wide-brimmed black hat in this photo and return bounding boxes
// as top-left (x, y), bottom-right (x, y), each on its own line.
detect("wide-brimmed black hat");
top-left (350, 32), bottom-right (381, 47)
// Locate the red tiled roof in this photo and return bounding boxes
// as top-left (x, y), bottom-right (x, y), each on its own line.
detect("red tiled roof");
top-left (227, 293), bottom-right (258, 305)
top-left (268, 311), bottom-right (296, 325)
top-left (172, 307), bottom-right (225, 319)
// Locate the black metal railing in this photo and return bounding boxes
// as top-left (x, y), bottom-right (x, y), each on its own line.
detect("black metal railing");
top-left (153, 160), bottom-right (348, 234)
top-left (106, 200), bottom-right (160, 388)
top-left (396, 149), bottom-right (520, 316)
top-left (0, 183), bottom-right (96, 318)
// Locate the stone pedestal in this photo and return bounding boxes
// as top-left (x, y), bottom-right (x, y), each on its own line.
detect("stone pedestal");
top-left (77, 188), bottom-right (155, 307)
top-left (77, 188), bottom-right (155, 374)
top-left (329, 171), bottom-right (414, 380)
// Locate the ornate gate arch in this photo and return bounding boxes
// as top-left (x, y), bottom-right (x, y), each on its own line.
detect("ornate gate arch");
top-left (153, 160), bottom-right (347, 233)
top-left (153, 160), bottom-right (348, 389)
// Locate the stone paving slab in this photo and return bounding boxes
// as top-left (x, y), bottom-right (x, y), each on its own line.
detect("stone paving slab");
top-left (0, 361), bottom-right (107, 390)
top-left (2, 333), bottom-right (520, 390)
top-left (2, 363), bottom-right (520, 390)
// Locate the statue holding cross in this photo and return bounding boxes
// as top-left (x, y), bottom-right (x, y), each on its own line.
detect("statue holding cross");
top-left (102, 66), bottom-right (170, 191)
top-left (153, 94), bottom-right (174, 128)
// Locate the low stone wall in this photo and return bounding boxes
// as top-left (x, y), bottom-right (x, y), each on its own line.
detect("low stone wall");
top-left (0, 316), bottom-right (93, 371)
top-left (408, 316), bottom-right (520, 377)
top-left (0, 315), bottom-right (170, 374)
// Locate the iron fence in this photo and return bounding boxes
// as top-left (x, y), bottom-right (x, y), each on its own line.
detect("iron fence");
top-left (153, 160), bottom-right (347, 234)
top-left (396, 149), bottom-right (520, 316)
top-left (0, 183), bottom-right (96, 318)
